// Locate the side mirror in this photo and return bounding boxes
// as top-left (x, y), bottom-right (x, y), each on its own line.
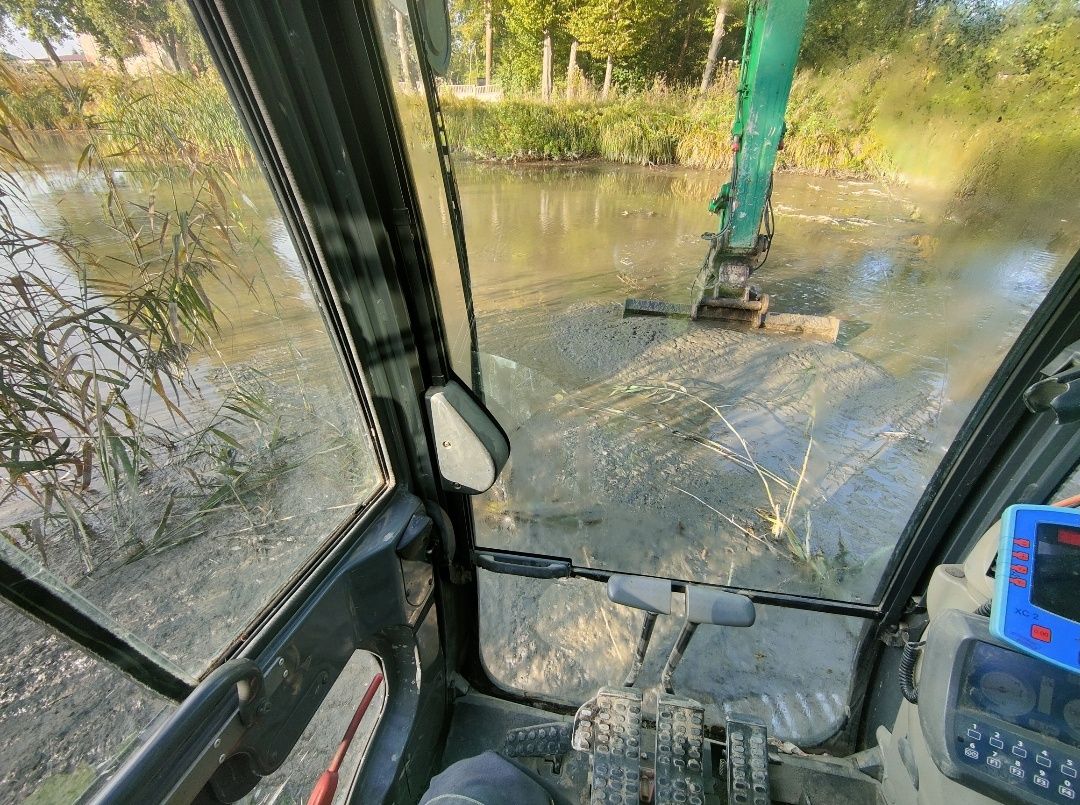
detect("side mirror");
top-left (426, 380), bottom-right (509, 494)
top-left (418, 0), bottom-right (452, 76)
top-left (392, 0), bottom-right (452, 77)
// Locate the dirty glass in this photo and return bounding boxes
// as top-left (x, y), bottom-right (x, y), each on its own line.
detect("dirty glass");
top-left (369, 0), bottom-right (475, 383)
top-left (433, 4), bottom-right (1080, 604)
top-left (243, 651), bottom-right (385, 805)
top-left (0, 3), bottom-right (385, 678)
top-left (428, 0), bottom-right (1080, 739)
top-left (0, 602), bottom-right (173, 803)
top-left (479, 571), bottom-right (865, 746)
top-left (1049, 460), bottom-right (1080, 505)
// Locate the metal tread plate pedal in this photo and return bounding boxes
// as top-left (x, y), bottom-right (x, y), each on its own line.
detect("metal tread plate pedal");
top-left (502, 721), bottom-right (573, 758)
top-left (726, 714), bottom-right (771, 805)
top-left (654, 693), bottom-right (707, 805)
top-left (573, 687), bottom-right (643, 804)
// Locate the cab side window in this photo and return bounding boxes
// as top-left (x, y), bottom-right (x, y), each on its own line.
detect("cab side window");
top-left (1, 2), bottom-right (387, 799)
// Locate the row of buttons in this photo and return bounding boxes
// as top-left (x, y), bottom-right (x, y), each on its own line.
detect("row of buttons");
top-left (966, 728), bottom-right (1076, 773)
top-left (1009, 540), bottom-right (1032, 587)
top-left (963, 746), bottom-right (1077, 799)
top-left (959, 718), bottom-right (1080, 802)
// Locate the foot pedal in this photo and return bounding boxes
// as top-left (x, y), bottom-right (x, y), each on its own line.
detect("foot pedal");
top-left (726, 714), bottom-right (771, 805)
top-left (654, 693), bottom-right (707, 805)
top-left (573, 687), bottom-right (643, 803)
top-left (503, 721), bottom-right (573, 758)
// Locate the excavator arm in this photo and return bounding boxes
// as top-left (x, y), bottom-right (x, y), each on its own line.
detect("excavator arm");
top-left (700, 0), bottom-right (810, 300)
top-left (625, 0), bottom-right (839, 340)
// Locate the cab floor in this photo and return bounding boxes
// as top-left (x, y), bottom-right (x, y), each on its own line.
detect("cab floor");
top-left (437, 691), bottom-right (883, 805)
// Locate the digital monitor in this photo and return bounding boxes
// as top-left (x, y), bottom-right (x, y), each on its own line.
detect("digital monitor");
top-left (991, 504), bottom-right (1080, 674)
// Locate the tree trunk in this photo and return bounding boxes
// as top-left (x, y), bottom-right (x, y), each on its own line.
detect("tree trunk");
top-left (566, 40), bottom-right (578, 100)
top-left (602, 54), bottom-right (613, 100)
top-left (39, 36), bottom-right (62, 68)
top-left (541, 29), bottom-right (553, 101)
top-left (674, 0), bottom-right (699, 75)
top-left (395, 10), bottom-right (413, 89)
top-left (699, 1), bottom-right (729, 93)
top-left (160, 37), bottom-right (182, 72)
top-left (484, 0), bottom-right (494, 86)
top-left (175, 41), bottom-right (194, 73)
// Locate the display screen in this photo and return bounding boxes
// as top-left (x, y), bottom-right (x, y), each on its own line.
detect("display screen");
top-left (1032, 523), bottom-right (1080, 624)
top-left (960, 641), bottom-right (1080, 749)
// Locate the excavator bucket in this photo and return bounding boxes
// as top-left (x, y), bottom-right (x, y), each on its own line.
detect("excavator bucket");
top-left (623, 294), bottom-right (842, 342)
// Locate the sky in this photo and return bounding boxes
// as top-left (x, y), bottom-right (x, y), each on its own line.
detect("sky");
top-left (1, 28), bottom-right (80, 59)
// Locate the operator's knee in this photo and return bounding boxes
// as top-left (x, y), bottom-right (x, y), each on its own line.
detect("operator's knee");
top-left (419, 750), bottom-right (554, 805)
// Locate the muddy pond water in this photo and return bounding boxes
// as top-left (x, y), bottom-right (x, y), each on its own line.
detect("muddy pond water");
top-left (443, 160), bottom-right (1078, 745)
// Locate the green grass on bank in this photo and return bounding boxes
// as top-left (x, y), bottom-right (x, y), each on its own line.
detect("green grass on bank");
top-left (1, 67), bottom-right (248, 167)
top-left (4, 3), bottom-right (1078, 208)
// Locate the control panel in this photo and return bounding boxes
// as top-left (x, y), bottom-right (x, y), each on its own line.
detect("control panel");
top-left (921, 610), bottom-right (1080, 804)
top-left (991, 504), bottom-right (1080, 673)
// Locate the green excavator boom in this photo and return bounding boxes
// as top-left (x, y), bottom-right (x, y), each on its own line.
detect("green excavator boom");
top-left (711, 0), bottom-right (809, 254)
top-left (625, 0), bottom-right (839, 340)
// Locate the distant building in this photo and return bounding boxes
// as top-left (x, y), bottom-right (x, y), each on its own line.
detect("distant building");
top-left (77, 33), bottom-right (175, 74)
top-left (13, 52), bottom-right (87, 67)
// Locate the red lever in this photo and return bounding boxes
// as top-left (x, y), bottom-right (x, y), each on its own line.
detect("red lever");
top-left (307, 672), bottom-right (384, 805)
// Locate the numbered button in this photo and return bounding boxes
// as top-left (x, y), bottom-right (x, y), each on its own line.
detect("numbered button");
top-left (1012, 745), bottom-right (1028, 759)
top-left (1064, 764), bottom-right (1078, 779)
top-left (1009, 764), bottom-right (1025, 780)
top-left (964, 746), bottom-right (980, 761)
top-left (967, 728), bottom-right (982, 741)
top-left (1034, 774), bottom-right (1050, 789)
top-left (1036, 754), bottom-right (1051, 768)
top-left (1061, 785), bottom-right (1076, 800)
top-left (989, 736), bottom-right (1004, 750)
top-left (986, 755), bottom-right (1003, 769)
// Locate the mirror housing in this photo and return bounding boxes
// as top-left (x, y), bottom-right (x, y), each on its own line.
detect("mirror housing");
top-left (426, 381), bottom-right (510, 494)
top-left (392, 0), bottom-right (452, 77)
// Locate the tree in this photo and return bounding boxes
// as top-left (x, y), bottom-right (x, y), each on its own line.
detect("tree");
top-left (502, 0), bottom-right (559, 99)
top-left (568, 0), bottom-right (658, 99)
top-left (698, 0), bottom-right (728, 92)
top-left (0, 0), bottom-right (72, 66)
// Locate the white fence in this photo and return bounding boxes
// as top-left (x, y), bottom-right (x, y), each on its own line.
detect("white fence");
top-left (442, 84), bottom-right (504, 102)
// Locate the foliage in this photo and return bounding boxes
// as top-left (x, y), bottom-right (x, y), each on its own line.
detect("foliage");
top-left (441, 85), bottom-right (889, 175)
top-left (0, 64), bottom-right (84, 128)
top-left (87, 68), bottom-right (249, 166)
top-left (0, 0), bottom-right (210, 69)
top-left (0, 60), bottom-right (257, 570)
top-left (567, 0), bottom-right (659, 62)
top-left (0, 65), bottom-right (250, 166)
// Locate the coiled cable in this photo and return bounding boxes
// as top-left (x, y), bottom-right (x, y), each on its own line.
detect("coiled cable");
top-left (899, 640), bottom-right (925, 704)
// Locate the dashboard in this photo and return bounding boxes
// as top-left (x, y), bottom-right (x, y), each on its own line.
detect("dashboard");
top-left (921, 610), bottom-right (1080, 803)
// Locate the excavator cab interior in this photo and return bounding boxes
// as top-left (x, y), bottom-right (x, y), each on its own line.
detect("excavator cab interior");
top-left (2, 1), bottom-right (1080, 804)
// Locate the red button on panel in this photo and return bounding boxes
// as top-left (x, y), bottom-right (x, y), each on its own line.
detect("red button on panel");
top-left (1010, 577), bottom-right (1028, 588)
top-left (1014, 538), bottom-right (1031, 548)
top-left (1013, 551), bottom-right (1031, 561)
top-left (1011, 564), bottom-right (1029, 575)
top-left (1032, 625), bottom-right (1052, 642)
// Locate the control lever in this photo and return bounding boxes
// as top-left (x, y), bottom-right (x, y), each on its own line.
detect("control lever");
top-left (607, 575), bottom-right (675, 687)
top-left (660, 587), bottom-right (755, 693)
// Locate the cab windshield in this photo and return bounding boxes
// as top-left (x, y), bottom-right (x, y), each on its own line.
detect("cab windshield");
top-left (398, 0), bottom-right (1080, 742)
